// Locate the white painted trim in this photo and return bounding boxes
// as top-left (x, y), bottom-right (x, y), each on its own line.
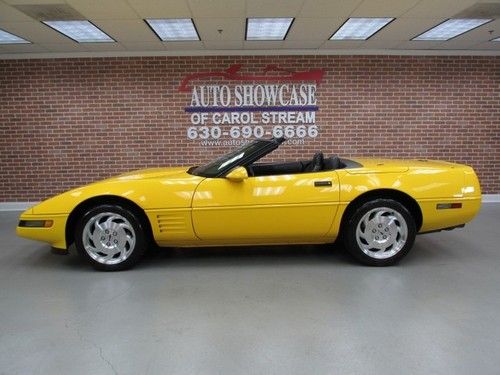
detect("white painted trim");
top-left (1, 195), bottom-right (499, 211)
top-left (0, 49), bottom-right (499, 60)
top-left (0, 202), bottom-right (38, 212)
top-left (482, 194), bottom-right (500, 203)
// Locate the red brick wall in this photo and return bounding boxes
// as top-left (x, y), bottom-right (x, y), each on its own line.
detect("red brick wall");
top-left (0, 55), bottom-right (498, 201)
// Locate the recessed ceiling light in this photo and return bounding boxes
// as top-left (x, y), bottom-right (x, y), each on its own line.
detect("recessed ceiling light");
top-left (145, 19), bottom-right (199, 41)
top-left (330, 18), bottom-right (394, 40)
top-left (43, 20), bottom-right (114, 43)
top-left (0, 29), bottom-right (30, 44)
top-left (246, 18), bottom-right (294, 41)
top-left (413, 19), bottom-right (492, 41)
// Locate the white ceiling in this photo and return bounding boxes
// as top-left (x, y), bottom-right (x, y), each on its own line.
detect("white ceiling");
top-left (0, 0), bottom-right (499, 57)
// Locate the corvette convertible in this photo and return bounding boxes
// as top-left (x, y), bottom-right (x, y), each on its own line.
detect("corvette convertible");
top-left (17, 137), bottom-right (481, 270)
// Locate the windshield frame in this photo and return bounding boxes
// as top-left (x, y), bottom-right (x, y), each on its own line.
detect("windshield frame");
top-left (189, 138), bottom-right (285, 178)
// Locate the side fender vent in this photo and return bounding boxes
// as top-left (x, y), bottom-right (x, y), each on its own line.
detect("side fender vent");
top-left (157, 215), bottom-right (187, 234)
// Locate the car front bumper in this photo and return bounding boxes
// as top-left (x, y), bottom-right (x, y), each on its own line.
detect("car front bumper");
top-left (16, 211), bottom-right (68, 249)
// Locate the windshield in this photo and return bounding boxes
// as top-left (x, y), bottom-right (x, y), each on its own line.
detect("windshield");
top-left (190, 140), bottom-right (271, 177)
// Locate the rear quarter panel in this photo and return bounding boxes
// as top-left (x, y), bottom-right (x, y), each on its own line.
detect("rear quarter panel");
top-left (331, 161), bottom-right (481, 235)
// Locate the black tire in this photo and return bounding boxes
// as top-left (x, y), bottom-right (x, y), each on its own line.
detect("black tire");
top-left (74, 204), bottom-right (147, 271)
top-left (343, 199), bottom-right (416, 266)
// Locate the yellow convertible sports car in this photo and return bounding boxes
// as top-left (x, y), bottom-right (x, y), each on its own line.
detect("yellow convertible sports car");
top-left (17, 137), bottom-right (481, 270)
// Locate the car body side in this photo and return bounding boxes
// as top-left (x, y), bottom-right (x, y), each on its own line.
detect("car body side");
top-left (16, 159), bottom-right (481, 250)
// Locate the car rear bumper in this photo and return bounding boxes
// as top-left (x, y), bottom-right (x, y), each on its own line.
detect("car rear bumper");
top-left (418, 196), bottom-right (481, 233)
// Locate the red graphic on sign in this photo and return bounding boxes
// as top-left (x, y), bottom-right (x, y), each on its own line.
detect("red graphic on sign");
top-left (178, 64), bottom-right (324, 92)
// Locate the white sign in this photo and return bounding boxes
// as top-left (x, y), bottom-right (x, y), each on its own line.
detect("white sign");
top-left (180, 67), bottom-right (323, 145)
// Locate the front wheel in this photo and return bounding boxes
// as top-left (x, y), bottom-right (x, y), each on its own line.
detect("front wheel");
top-left (343, 199), bottom-right (416, 266)
top-left (74, 205), bottom-right (147, 271)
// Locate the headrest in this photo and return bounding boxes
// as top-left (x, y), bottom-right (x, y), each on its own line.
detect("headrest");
top-left (323, 156), bottom-right (341, 170)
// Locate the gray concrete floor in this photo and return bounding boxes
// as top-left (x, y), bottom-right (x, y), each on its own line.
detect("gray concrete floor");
top-left (0, 205), bottom-right (499, 375)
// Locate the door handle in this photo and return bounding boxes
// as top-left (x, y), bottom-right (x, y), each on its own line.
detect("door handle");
top-left (314, 181), bottom-right (332, 187)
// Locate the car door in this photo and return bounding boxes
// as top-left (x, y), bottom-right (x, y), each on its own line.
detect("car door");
top-left (191, 170), bottom-right (340, 242)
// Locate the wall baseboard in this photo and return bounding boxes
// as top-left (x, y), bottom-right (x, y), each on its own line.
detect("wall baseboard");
top-left (0, 202), bottom-right (39, 212)
top-left (1, 195), bottom-right (499, 211)
top-left (482, 194), bottom-right (500, 203)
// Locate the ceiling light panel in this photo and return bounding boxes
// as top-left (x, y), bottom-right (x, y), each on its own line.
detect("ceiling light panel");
top-left (43, 20), bottom-right (114, 43)
top-left (490, 36), bottom-right (500, 42)
top-left (246, 18), bottom-right (294, 40)
top-left (0, 29), bottom-right (30, 44)
top-left (146, 19), bottom-right (199, 41)
top-left (413, 19), bottom-right (492, 41)
top-left (330, 18), bottom-right (394, 40)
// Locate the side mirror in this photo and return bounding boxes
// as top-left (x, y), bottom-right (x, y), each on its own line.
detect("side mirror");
top-left (225, 166), bottom-right (248, 182)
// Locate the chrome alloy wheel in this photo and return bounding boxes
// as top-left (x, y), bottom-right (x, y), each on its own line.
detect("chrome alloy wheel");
top-left (355, 207), bottom-right (408, 259)
top-left (82, 212), bottom-right (136, 265)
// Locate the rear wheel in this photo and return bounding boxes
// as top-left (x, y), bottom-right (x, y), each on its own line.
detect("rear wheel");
top-left (74, 205), bottom-right (147, 271)
top-left (343, 199), bottom-right (416, 266)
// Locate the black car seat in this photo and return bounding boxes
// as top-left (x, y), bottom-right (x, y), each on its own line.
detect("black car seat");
top-left (304, 152), bottom-right (324, 172)
top-left (323, 155), bottom-right (341, 170)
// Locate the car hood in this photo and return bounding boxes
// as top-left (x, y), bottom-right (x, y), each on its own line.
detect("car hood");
top-left (29, 166), bottom-right (200, 215)
top-left (103, 166), bottom-right (192, 182)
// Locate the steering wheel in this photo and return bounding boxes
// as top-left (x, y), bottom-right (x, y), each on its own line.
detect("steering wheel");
top-left (311, 152), bottom-right (324, 172)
